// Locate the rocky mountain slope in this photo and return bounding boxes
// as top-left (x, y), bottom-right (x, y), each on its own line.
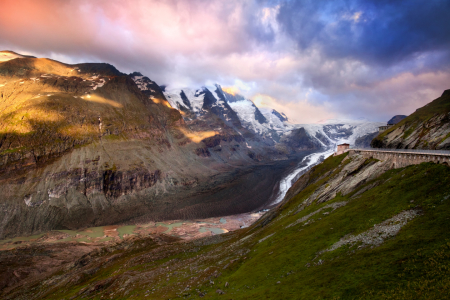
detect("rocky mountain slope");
top-left (1, 53), bottom-right (448, 298)
top-left (372, 89), bottom-right (450, 149)
top-left (163, 84), bottom-right (286, 147)
top-left (0, 52), bottom-right (296, 239)
top-left (2, 150), bottom-right (449, 299)
top-left (0, 51), bottom-right (383, 241)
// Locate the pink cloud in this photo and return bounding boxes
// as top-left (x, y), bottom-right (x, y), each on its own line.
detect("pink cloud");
top-left (0, 0), bottom-right (448, 123)
top-left (252, 94), bottom-right (335, 124)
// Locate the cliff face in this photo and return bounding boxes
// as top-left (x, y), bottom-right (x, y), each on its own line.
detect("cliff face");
top-left (3, 151), bottom-right (449, 299)
top-left (372, 90), bottom-right (450, 149)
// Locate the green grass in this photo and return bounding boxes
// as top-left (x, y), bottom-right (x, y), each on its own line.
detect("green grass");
top-left (284, 152), bottom-right (351, 206)
top-left (440, 132), bottom-right (450, 144)
top-left (402, 124), bottom-right (417, 139)
top-left (375, 91), bottom-right (450, 142)
top-left (103, 133), bottom-right (126, 141)
top-left (198, 161), bottom-right (449, 300)
top-left (309, 152), bottom-right (349, 182)
top-left (10, 154), bottom-right (450, 300)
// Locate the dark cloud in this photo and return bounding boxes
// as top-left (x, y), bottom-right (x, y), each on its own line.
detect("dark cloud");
top-left (277, 0), bottom-right (450, 67)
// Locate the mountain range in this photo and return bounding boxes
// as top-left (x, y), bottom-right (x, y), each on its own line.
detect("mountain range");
top-left (1, 50), bottom-right (450, 299)
top-left (0, 51), bottom-right (384, 239)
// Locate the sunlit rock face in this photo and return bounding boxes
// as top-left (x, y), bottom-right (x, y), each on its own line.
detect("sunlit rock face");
top-left (0, 50), bottom-right (36, 62)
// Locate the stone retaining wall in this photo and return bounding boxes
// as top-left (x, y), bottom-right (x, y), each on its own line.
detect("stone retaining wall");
top-left (347, 149), bottom-right (450, 168)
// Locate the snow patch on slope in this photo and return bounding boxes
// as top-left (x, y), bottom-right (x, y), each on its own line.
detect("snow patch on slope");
top-left (259, 108), bottom-right (292, 131)
top-left (164, 88), bottom-right (206, 113)
top-left (143, 77), bottom-right (383, 151)
top-left (228, 100), bottom-right (265, 134)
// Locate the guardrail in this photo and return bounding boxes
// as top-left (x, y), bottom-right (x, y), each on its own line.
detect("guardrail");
top-left (349, 147), bottom-right (450, 156)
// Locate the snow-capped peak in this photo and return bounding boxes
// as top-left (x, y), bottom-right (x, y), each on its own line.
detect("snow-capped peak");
top-left (297, 120), bottom-right (384, 149)
top-left (140, 77), bottom-right (383, 150)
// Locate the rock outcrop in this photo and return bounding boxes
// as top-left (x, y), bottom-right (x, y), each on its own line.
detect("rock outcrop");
top-left (372, 90), bottom-right (450, 149)
top-left (387, 115), bottom-right (407, 125)
top-left (355, 131), bottom-right (379, 148)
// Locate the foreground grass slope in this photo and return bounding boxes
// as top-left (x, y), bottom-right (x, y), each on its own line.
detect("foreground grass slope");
top-left (3, 153), bottom-right (450, 299)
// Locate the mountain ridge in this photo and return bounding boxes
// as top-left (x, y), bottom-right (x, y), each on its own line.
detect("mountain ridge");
top-left (372, 90), bottom-right (450, 149)
top-left (1, 52), bottom-right (449, 299)
top-left (161, 82), bottom-right (383, 150)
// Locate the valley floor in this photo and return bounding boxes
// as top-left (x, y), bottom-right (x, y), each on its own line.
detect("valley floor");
top-left (0, 212), bottom-right (265, 251)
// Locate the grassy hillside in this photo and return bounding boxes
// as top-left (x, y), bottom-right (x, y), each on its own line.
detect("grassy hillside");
top-left (377, 90), bottom-right (450, 140)
top-left (372, 90), bottom-right (450, 149)
top-left (4, 153), bottom-right (450, 299)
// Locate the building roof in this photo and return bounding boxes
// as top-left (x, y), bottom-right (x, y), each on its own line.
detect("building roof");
top-left (338, 143), bottom-right (350, 146)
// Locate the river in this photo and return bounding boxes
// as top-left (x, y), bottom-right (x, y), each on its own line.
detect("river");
top-left (270, 147), bottom-right (336, 205)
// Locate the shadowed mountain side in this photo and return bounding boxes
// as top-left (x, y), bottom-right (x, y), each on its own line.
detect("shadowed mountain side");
top-left (387, 115), bottom-right (407, 125)
top-left (0, 137), bottom-right (312, 239)
top-left (280, 128), bottom-right (323, 151)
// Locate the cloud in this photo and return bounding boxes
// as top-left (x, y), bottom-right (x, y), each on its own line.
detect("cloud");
top-left (0, 0), bottom-right (275, 76)
top-left (325, 70), bottom-right (450, 120)
top-left (0, 0), bottom-right (449, 123)
top-left (268, 0), bottom-right (450, 121)
top-left (252, 93), bottom-right (335, 124)
top-left (277, 0), bottom-right (450, 67)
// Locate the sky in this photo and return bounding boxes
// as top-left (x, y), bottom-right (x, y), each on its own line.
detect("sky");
top-left (1, 0), bottom-right (449, 123)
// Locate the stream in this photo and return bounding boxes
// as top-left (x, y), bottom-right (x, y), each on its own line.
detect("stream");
top-left (271, 148), bottom-right (336, 205)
